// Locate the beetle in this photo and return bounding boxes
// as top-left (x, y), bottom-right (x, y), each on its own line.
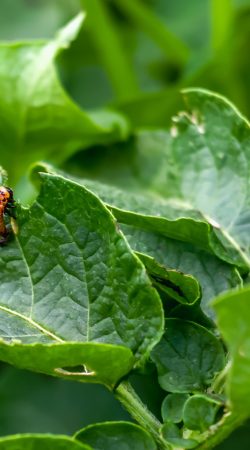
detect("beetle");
top-left (0, 186), bottom-right (15, 244)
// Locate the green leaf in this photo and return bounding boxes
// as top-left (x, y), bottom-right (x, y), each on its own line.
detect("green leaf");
top-left (75, 421), bottom-right (157, 450)
top-left (135, 252), bottom-right (200, 305)
top-left (161, 393), bottom-right (189, 423)
top-left (169, 89), bottom-right (250, 270)
top-left (0, 434), bottom-right (91, 450)
top-left (151, 319), bottom-right (226, 393)
top-left (213, 285), bottom-right (250, 413)
top-left (183, 394), bottom-right (223, 432)
top-left (31, 163), bottom-right (243, 319)
top-left (161, 422), bottom-right (197, 449)
top-left (120, 224), bottom-right (242, 321)
top-left (0, 174), bottom-right (164, 382)
top-left (62, 88), bottom-right (250, 271)
top-left (73, 176), bottom-right (246, 270)
top-left (0, 341), bottom-right (134, 388)
top-left (0, 13), bottom-right (129, 185)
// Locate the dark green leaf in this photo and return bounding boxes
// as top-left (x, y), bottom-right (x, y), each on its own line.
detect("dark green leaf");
top-left (31, 163), bottom-right (242, 318)
top-left (151, 319), bottom-right (226, 393)
top-left (0, 434), bottom-right (91, 450)
top-left (213, 286), bottom-right (250, 413)
top-left (75, 421), bottom-right (157, 450)
top-left (161, 393), bottom-right (189, 423)
top-left (183, 394), bottom-right (223, 432)
top-left (0, 174), bottom-right (164, 383)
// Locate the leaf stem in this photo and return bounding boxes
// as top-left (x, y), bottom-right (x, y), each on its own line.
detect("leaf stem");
top-left (114, 380), bottom-right (170, 450)
top-left (113, 0), bottom-right (189, 65)
top-left (81, 0), bottom-right (139, 101)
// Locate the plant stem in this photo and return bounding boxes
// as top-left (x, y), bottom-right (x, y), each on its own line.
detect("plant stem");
top-left (81, 0), bottom-right (139, 101)
top-left (196, 411), bottom-right (248, 449)
top-left (113, 0), bottom-right (189, 65)
top-left (115, 380), bottom-right (247, 450)
top-left (114, 380), bottom-right (170, 450)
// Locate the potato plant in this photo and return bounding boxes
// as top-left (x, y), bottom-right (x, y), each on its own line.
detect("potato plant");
top-left (0, 8), bottom-right (249, 450)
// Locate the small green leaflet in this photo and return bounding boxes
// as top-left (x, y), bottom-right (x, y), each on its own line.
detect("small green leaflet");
top-left (183, 394), bottom-right (223, 432)
top-left (151, 319), bottom-right (226, 393)
top-left (160, 422), bottom-right (197, 449)
top-left (161, 393), bottom-right (190, 423)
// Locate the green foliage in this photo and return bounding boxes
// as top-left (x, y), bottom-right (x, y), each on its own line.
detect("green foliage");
top-left (75, 421), bottom-right (157, 450)
top-left (151, 319), bottom-right (225, 393)
top-left (161, 422), bottom-right (197, 449)
top-left (182, 394), bottom-right (223, 432)
top-left (161, 394), bottom-right (190, 424)
top-left (0, 2), bottom-right (250, 450)
top-left (0, 174), bottom-right (164, 377)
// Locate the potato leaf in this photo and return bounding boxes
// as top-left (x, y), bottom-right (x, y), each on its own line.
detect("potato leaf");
top-left (62, 89), bottom-right (250, 271)
top-left (0, 174), bottom-right (164, 385)
top-left (31, 162), bottom-right (242, 319)
top-left (151, 319), bottom-right (226, 393)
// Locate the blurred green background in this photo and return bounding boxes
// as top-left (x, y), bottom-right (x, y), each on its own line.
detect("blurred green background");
top-left (0, 0), bottom-right (250, 448)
